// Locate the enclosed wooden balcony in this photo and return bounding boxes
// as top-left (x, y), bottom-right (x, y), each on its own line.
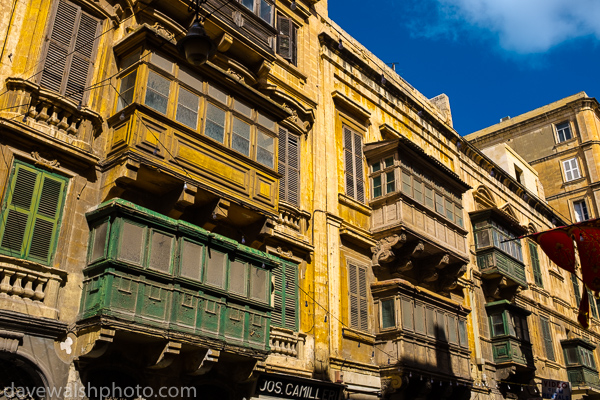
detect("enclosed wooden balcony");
top-left (78, 198), bottom-right (296, 356)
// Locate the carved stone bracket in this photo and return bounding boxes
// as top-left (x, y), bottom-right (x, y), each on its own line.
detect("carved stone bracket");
top-left (371, 234), bottom-right (407, 266)
top-left (76, 328), bottom-right (115, 359)
top-left (147, 341), bottom-right (182, 369)
top-left (184, 349), bottom-right (221, 376)
top-left (203, 198), bottom-right (231, 231)
top-left (170, 183), bottom-right (197, 219)
top-left (391, 258), bottom-right (413, 278)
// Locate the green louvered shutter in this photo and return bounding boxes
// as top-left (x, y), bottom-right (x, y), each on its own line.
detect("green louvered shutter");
top-left (0, 162), bottom-right (68, 265)
top-left (540, 317), bottom-right (555, 361)
top-left (529, 242), bottom-right (543, 287)
top-left (272, 263), bottom-right (298, 330)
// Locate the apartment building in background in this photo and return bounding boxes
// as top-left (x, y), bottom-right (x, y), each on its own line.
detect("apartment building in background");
top-left (466, 92), bottom-right (600, 225)
top-left (0, 1), bottom-right (599, 400)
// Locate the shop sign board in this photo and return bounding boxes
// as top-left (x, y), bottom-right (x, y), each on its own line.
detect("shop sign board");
top-left (541, 379), bottom-right (571, 400)
top-left (254, 373), bottom-right (344, 400)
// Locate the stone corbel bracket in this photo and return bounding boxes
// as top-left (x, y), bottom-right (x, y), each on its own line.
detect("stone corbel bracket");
top-left (185, 349), bottom-right (221, 376)
top-left (76, 327), bottom-right (116, 359)
top-left (147, 341), bottom-right (182, 369)
top-left (371, 233), bottom-right (407, 267)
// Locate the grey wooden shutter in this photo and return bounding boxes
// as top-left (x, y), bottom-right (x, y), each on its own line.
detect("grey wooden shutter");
top-left (40, 0), bottom-right (100, 104)
top-left (278, 128), bottom-right (300, 206)
top-left (354, 133), bottom-right (364, 202)
top-left (344, 127), bottom-right (355, 199)
top-left (277, 15), bottom-right (291, 60)
top-left (284, 265), bottom-right (297, 330)
top-left (540, 317), bottom-right (555, 361)
top-left (349, 263), bottom-right (368, 330)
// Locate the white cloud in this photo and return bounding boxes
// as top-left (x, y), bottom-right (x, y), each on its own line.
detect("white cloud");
top-left (418, 0), bottom-right (600, 53)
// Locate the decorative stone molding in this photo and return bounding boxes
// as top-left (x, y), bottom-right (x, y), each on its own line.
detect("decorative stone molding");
top-left (269, 327), bottom-right (306, 358)
top-left (31, 150), bottom-right (60, 169)
top-left (0, 330), bottom-right (23, 353)
top-left (151, 22), bottom-right (175, 43)
top-left (147, 341), bottom-right (182, 369)
top-left (185, 349), bottom-right (220, 375)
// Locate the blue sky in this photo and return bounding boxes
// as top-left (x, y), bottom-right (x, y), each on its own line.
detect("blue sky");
top-left (328, 0), bottom-right (600, 136)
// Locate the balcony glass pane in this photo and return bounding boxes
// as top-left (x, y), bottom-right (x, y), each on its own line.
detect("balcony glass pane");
top-left (257, 131), bottom-right (274, 168)
top-left (90, 222), bottom-right (108, 263)
top-left (260, 0), bottom-right (272, 23)
top-left (384, 157), bottom-right (394, 168)
top-left (205, 249), bottom-right (226, 288)
top-left (373, 176), bottom-right (382, 198)
top-left (232, 117), bottom-right (251, 156)
top-left (448, 315), bottom-right (458, 343)
top-left (176, 88), bottom-right (199, 129)
top-left (229, 260), bottom-right (248, 296)
top-left (426, 308), bottom-right (435, 337)
top-left (491, 313), bottom-right (505, 337)
top-left (250, 265), bottom-right (267, 302)
top-left (415, 303), bottom-right (425, 333)
top-left (205, 103), bottom-right (225, 143)
top-left (180, 240), bottom-right (203, 280)
top-left (565, 347), bottom-right (578, 365)
top-left (400, 298), bottom-right (412, 330)
top-left (242, 0), bottom-right (254, 11)
top-left (381, 298), bottom-right (395, 329)
top-left (459, 319), bottom-right (468, 347)
top-left (117, 71), bottom-right (137, 111)
top-left (145, 71), bottom-right (170, 114)
top-left (149, 231), bottom-right (173, 273)
top-left (119, 221), bottom-right (145, 264)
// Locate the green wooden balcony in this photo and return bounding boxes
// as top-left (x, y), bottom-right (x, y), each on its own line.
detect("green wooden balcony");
top-left (567, 366), bottom-right (600, 389)
top-left (491, 337), bottom-right (533, 366)
top-left (79, 199), bottom-right (292, 354)
top-left (477, 248), bottom-right (527, 288)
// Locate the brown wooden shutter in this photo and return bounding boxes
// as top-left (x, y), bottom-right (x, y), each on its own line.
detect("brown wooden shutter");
top-left (287, 133), bottom-right (299, 206)
top-left (344, 127), bottom-right (355, 199)
top-left (40, 0), bottom-right (100, 104)
top-left (277, 15), bottom-right (291, 60)
top-left (278, 127), bottom-right (287, 203)
top-left (290, 23), bottom-right (298, 65)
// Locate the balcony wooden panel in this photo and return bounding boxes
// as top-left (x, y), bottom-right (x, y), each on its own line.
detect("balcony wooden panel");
top-left (568, 366), bottom-right (600, 390)
top-left (106, 110), bottom-right (279, 216)
top-left (477, 248), bottom-right (527, 288)
top-left (491, 337), bottom-right (533, 366)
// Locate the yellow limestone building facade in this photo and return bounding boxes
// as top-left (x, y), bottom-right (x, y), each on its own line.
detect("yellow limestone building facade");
top-left (0, 1), bottom-right (600, 400)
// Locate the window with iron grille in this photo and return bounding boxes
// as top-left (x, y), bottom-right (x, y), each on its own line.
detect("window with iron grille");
top-left (348, 262), bottom-right (368, 331)
top-left (278, 128), bottom-right (300, 206)
top-left (343, 126), bottom-right (364, 203)
top-left (39, 0), bottom-right (101, 105)
top-left (0, 161), bottom-right (68, 265)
